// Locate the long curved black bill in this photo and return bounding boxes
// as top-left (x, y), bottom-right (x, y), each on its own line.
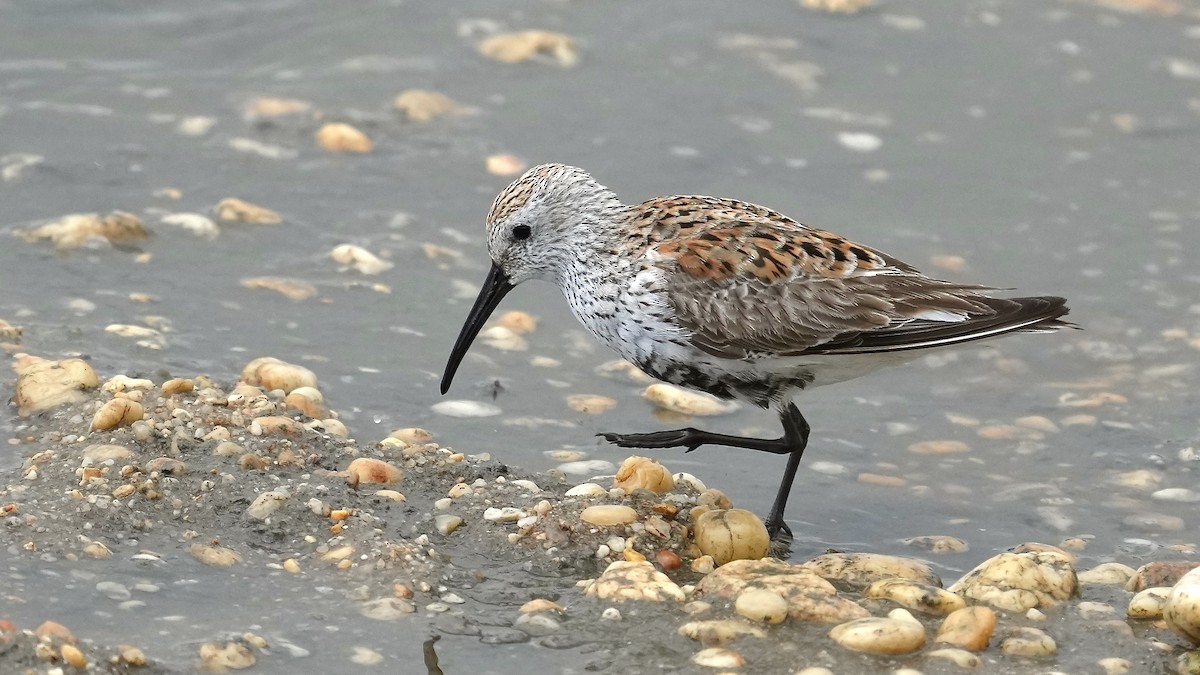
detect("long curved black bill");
top-left (440, 263), bottom-right (514, 394)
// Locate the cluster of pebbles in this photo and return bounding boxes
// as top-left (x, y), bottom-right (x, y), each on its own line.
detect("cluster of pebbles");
top-left (3, 352), bottom-right (1200, 673)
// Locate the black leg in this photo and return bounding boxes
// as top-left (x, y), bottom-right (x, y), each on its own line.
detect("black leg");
top-left (599, 402), bottom-right (811, 541)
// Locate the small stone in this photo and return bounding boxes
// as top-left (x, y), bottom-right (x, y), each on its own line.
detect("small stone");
top-left (215, 198), bottom-right (281, 224)
top-left (199, 642), bottom-right (255, 670)
top-left (146, 457), bottom-right (185, 475)
top-left (693, 509), bottom-right (769, 566)
top-left (864, 578), bottom-right (966, 615)
top-left (999, 627), bottom-right (1056, 657)
top-left (346, 458), bottom-right (403, 487)
top-left (1165, 565), bottom-right (1200, 645)
top-left (656, 549), bottom-right (682, 571)
top-left (927, 647), bottom-right (981, 668)
top-left (1097, 657), bottom-right (1130, 675)
top-left (61, 644), bottom-right (87, 669)
top-left (829, 615), bottom-right (926, 655)
top-left (612, 455), bottom-right (674, 494)
top-left (1126, 561), bottom-right (1200, 592)
top-left (908, 440), bottom-right (969, 454)
top-left (566, 394), bottom-right (617, 414)
top-left (691, 647), bottom-right (745, 668)
top-left (83, 541), bottom-right (112, 558)
top-left (284, 386), bottom-right (328, 418)
top-left (677, 619), bottom-right (765, 644)
top-left (246, 490), bottom-right (288, 520)
top-left (351, 646), bottom-right (384, 666)
top-left (282, 559), bottom-right (300, 573)
top-left (1128, 587), bottom-right (1171, 620)
top-left (484, 507), bottom-right (527, 523)
top-left (1152, 488), bottom-right (1200, 503)
top-left (90, 398), bottom-right (144, 431)
top-left (1078, 601), bottom-right (1117, 620)
top-left (735, 589), bottom-right (789, 624)
top-left (190, 543), bottom-right (241, 567)
top-left (160, 378), bottom-right (194, 396)
top-left (359, 597), bottom-right (415, 620)
top-left (803, 552), bottom-right (941, 590)
top-left (431, 400), bottom-right (501, 418)
top-left (580, 505), bottom-right (638, 527)
top-left (857, 472), bottom-right (906, 487)
top-left (1122, 512), bottom-right (1186, 532)
top-left (947, 548), bottom-right (1076, 612)
top-left (696, 558), bottom-right (868, 623)
top-left (519, 599), bottom-right (564, 614)
top-left (435, 514), bottom-right (464, 535)
top-left (1078, 562), bottom-right (1137, 585)
top-left (933, 605), bottom-right (996, 652)
top-left (902, 535), bottom-right (969, 554)
top-left (584, 560), bottom-right (685, 602)
top-left (642, 383), bottom-right (738, 416)
top-left (837, 132), bottom-right (883, 152)
top-left (565, 482), bottom-right (608, 497)
top-left (316, 122), bottom-right (372, 153)
top-left (96, 581), bottom-right (132, 601)
top-left (393, 89), bottom-right (465, 122)
top-left (118, 645), bottom-right (147, 665)
top-left (479, 30), bottom-right (577, 67)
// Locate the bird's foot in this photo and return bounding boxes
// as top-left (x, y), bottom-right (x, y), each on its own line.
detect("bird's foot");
top-left (765, 516), bottom-right (793, 542)
top-left (598, 429), bottom-right (704, 451)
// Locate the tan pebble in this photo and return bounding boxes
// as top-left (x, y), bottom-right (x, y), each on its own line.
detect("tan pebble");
top-left (1014, 415), bottom-right (1059, 433)
top-left (691, 555), bottom-right (716, 575)
top-left (316, 122), bottom-right (372, 153)
top-left (215, 198), bottom-right (281, 224)
top-left (803, 552), bottom-right (941, 590)
top-left (212, 441), bottom-right (243, 457)
top-left (282, 559), bottom-right (301, 573)
top-left (447, 482), bottom-right (472, 498)
top-left (1114, 469), bottom-right (1162, 490)
top-left (690, 646), bottom-right (745, 668)
top-left (160, 378), bottom-right (194, 396)
top-left (374, 489), bottom-right (406, 502)
top-left (238, 453), bottom-right (270, 470)
top-left (566, 394), bottom-right (617, 414)
top-left (496, 310), bottom-right (537, 334)
top-left (479, 30), bottom-right (578, 67)
top-left (345, 458), bottom-right (402, 487)
top-left (330, 509), bottom-right (351, 522)
top-left (656, 549), bottom-right (682, 571)
top-left (643, 383), bottom-right (738, 416)
top-left (1058, 391), bottom-right (1127, 408)
top-left (581, 505), bottom-right (638, 527)
top-left (330, 243), bottom-right (393, 275)
top-left (613, 456), bottom-right (674, 494)
top-left (241, 357), bottom-right (318, 393)
top-left (82, 542), bottom-right (112, 559)
top-left (393, 583), bottom-right (413, 599)
top-left (245, 96), bottom-right (310, 118)
top-left (945, 413), bottom-right (980, 426)
top-left (284, 386), bottom-right (328, 418)
top-left (61, 644), bottom-right (87, 668)
top-left (393, 89), bottom-right (465, 123)
top-left (829, 616), bottom-right (926, 655)
top-left (735, 588), bottom-right (789, 624)
top-left (35, 620), bottom-right (76, 642)
top-left (857, 472), bottom-right (906, 487)
top-left (389, 427), bottom-right (433, 444)
top-left (190, 543), bottom-right (241, 567)
top-left (584, 560), bottom-right (686, 602)
top-left (865, 578), bottom-right (965, 615)
top-left (1060, 414), bottom-right (1097, 427)
top-left (902, 535), bottom-right (969, 554)
top-left (199, 641), bottom-right (256, 669)
top-left (947, 549), bottom-right (1077, 612)
top-left (241, 276), bottom-right (316, 300)
top-left (1128, 587), bottom-right (1171, 619)
top-left (976, 424), bottom-right (1043, 440)
top-left (485, 154), bottom-right (526, 177)
top-left (1078, 601), bottom-right (1117, 620)
top-left (520, 599), bottom-right (564, 614)
top-left (89, 398), bottom-right (144, 431)
top-left (145, 457), bottom-right (185, 475)
top-left (908, 440), bottom-right (969, 454)
top-left (1165, 565), bottom-right (1200, 644)
top-left (321, 545), bottom-right (354, 562)
top-left (1059, 536), bottom-right (1088, 551)
top-left (999, 627), bottom-right (1056, 656)
top-left (14, 211), bottom-right (147, 252)
top-left (80, 443), bottom-right (132, 463)
top-left (696, 488), bottom-right (733, 510)
top-left (112, 483), bottom-right (137, 499)
top-left (927, 647), bottom-right (981, 668)
top-left (677, 619), bottom-right (765, 644)
top-left (102, 374), bottom-right (155, 392)
top-left (1097, 657), bottom-right (1130, 675)
top-left (118, 645), bottom-right (147, 665)
top-left (693, 509), bottom-right (769, 566)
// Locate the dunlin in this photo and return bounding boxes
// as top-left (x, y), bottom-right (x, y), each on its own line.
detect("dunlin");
top-left (441, 163), bottom-right (1072, 539)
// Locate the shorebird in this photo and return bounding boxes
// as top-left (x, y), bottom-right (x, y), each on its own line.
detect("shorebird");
top-left (441, 163), bottom-right (1072, 539)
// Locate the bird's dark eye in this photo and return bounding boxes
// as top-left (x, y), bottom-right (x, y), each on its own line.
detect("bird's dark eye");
top-left (512, 225), bottom-right (532, 240)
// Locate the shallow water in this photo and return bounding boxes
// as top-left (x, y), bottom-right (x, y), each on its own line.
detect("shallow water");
top-left (2, 0), bottom-right (1199, 671)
